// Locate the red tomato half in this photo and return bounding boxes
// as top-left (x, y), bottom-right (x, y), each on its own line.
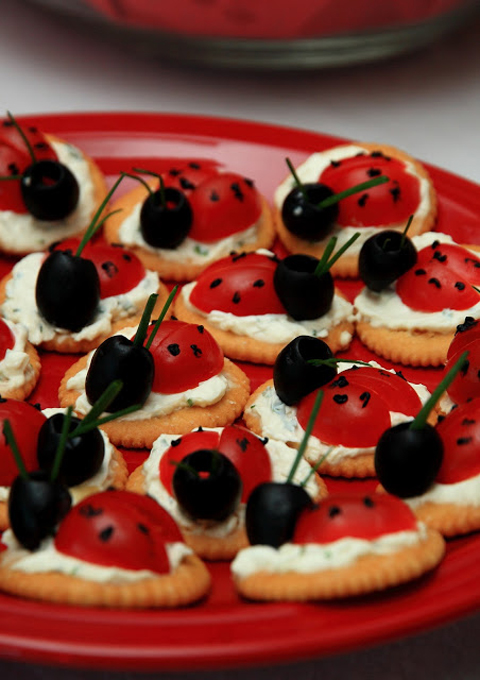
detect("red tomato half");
top-left (437, 399), bottom-right (480, 483)
top-left (189, 252), bottom-right (284, 316)
top-left (293, 493), bottom-right (417, 544)
top-left (55, 491), bottom-right (179, 573)
top-left (148, 320), bottom-right (224, 394)
top-left (0, 401), bottom-right (46, 487)
top-left (188, 172), bottom-right (262, 242)
top-left (297, 382), bottom-right (391, 449)
top-left (319, 152), bottom-right (420, 228)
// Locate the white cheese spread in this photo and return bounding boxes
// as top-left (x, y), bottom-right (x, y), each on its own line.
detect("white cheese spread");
top-left (231, 522), bottom-right (428, 578)
top-left (406, 472), bottom-right (480, 509)
top-left (1, 530), bottom-right (192, 583)
top-left (0, 319), bottom-right (35, 392)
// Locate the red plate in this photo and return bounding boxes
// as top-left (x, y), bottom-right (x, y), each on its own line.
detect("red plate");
top-left (1, 112), bottom-right (480, 672)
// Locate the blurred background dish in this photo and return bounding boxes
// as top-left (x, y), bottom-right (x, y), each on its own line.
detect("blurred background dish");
top-left (27, 0), bottom-right (480, 69)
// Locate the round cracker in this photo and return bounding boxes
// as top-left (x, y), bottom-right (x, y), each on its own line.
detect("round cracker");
top-left (233, 528), bottom-right (445, 601)
top-left (356, 320), bottom-right (452, 367)
top-left (274, 142), bottom-right (437, 279)
top-left (0, 552), bottom-right (210, 608)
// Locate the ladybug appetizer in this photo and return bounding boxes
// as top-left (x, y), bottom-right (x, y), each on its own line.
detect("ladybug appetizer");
top-left (0, 490), bottom-right (211, 608)
top-left (175, 247), bottom-right (356, 365)
top-left (274, 142), bottom-right (437, 278)
top-left (244, 347), bottom-right (431, 478)
top-left (59, 317), bottom-right (250, 449)
top-left (231, 492), bottom-right (445, 601)
top-left (0, 190), bottom-right (168, 353)
top-left (103, 162), bottom-right (275, 281)
top-left (354, 233), bottom-right (480, 367)
top-left (0, 112), bottom-right (108, 255)
top-left (126, 424), bottom-right (327, 560)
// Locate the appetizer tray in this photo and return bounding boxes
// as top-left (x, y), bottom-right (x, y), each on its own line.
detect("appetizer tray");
top-left (0, 111), bottom-right (480, 672)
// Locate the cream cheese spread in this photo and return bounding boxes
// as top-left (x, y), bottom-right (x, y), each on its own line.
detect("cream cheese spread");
top-left (1, 253), bottom-right (159, 346)
top-left (274, 144), bottom-right (432, 255)
top-left (181, 281), bottom-right (356, 348)
top-left (354, 232), bottom-right (480, 333)
top-left (141, 428), bottom-right (321, 538)
top-left (231, 522), bottom-right (428, 578)
top-left (1, 530), bottom-right (192, 583)
top-left (0, 140), bottom-right (96, 253)
top-left (0, 319), bottom-right (35, 392)
top-left (406, 473), bottom-right (480, 509)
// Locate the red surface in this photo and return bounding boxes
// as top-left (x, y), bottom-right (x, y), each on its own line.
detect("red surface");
top-left (0, 111), bottom-right (480, 671)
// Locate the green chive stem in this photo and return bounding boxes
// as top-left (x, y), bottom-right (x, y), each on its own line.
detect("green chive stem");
top-left (7, 111), bottom-right (36, 164)
top-left (400, 214), bottom-right (414, 249)
top-left (76, 174), bottom-right (127, 257)
top-left (308, 357), bottom-right (373, 368)
top-left (133, 293), bottom-right (159, 347)
top-left (286, 390), bottom-right (324, 484)
top-left (71, 403), bottom-right (142, 436)
top-left (301, 446), bottom-right (333, 487)
top-left (314, 236), bottom-right (337, 276)
top-left (132, 168), bottom-right (166, 206)
top-left (0, 175), bottom-right (22, 181)
top-left (79, 380), bottom-right (123, 429)
top-left (2, 420), bottom-right (28, 479)
top-left (50, 406), bottom-right (73, 482)
top-left (317, 175), bottom-right (389, 209)
top-left (145, 285), bottom-right (179, 350)
top-left (314, 232), bottom-right (361, 277)
top-left (285, 157), bottom-right (308, 201)
top-left (410, 350), bottom-right (469, 431)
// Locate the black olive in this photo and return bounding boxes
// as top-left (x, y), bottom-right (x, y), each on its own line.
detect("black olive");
top-left (21, 159), bottom-right (79, 221)
top-left (172, 449), bottom-right (242, 522)
top-left (281, 183), bottom-right (338, 241)
top-left (374, 421), bottom-right (443, 498)
top-left (273, 336), bottom-right (337, 405)
top-left (35, 250), bottom-right (100, 331)
top-left (37, 414), bottom-right (105, 487)
top-left (246, 481), bottom-right (314, 547)
top-left (274, 254), bottom-right (334, 320)
top-left (359, 230), bottom-right (417, 292)
top-left (85, 335), bottom-right (154, 412)
top-left (8, 470), bottom-right (72, 550)
top-left (140, 187), bottom-right (192, 249)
